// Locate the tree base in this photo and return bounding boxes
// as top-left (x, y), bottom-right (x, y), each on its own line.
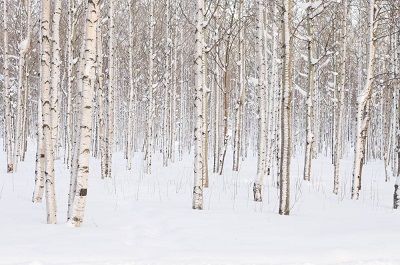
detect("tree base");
top-left (279, 208), bottom-right (290, 215)
top-left (7, 163), bottom-right (14, 173)
top-left (253, 183), bottom-right (262, 202)
top-left (192, 186), bottom-right (203, 210)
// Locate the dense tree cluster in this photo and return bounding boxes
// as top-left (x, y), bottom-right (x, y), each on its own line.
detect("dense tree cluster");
top-left (0, 0), bottom-right (399, 226)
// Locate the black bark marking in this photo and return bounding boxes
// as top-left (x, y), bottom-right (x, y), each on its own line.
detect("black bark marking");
top-left (79, 189), bottom-right (87, 196)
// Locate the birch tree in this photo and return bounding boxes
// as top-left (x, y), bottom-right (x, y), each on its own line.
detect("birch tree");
top-left (15, 0), bottom-right (32, 168)
top-left (65, 0), bottom-right (75, 168)
top-left (253, 0), bottom-right (267, 202)
top-left (40, 0), bottom-right (57, 224)
top-left (0, 0), bottom-right (395, 221)
top-left (50, 0), bottom-right (61, 158)
top-left (303, 0), bottom-right (316, 182)
top-left (279, 0), bottom-right (292, 215)
top-left (105, 0), bottom-right (115, 179)
top-left (192, 0), bottom-right (205, 210)
top-left (394, 87), bottom-right (400, 209)
top-left (3, 0), bottom-right (14, 173)
top-left (232, 0), bottom-right (245, 172)
top-left (351, 0), bottom-right (378, 200)
top-left (127, 0), bottom-right (136, 170)
top-left (70, 0), bottom-right (99, 227)
top-left (145, 0), bottom-right (155, 175)
top-left (333, 0), bottom-right (348, 194)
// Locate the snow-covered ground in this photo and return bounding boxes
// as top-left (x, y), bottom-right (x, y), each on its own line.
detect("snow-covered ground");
top-left (0, 147), bottom-right (399, 265)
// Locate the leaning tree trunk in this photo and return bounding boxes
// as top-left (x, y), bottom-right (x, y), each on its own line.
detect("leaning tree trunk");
top-left (70, 0), bottom-right (99, 227)
top-left (279, 0), bottom-right (292, 215)
top-left (192, 0), bottom-right (205, 210)
top-left (351, 0), bottom-right (377, 200)
top-left (253, 0), bottom-right (267, 202)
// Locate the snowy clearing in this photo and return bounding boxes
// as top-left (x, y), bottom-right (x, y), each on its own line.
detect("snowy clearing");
top-left (1, 149), bottom-right (399, 265)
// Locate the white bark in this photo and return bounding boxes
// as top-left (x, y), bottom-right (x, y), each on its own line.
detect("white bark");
top-left (3, 0), bottom-right (13, 173)
top-left (65, 0), bottom-right (75, 168)
top-left (279, 0), bottom-right (292, 215)
top-left (170, 12), bottom-right (178, 163)
top-left (96, 11), bottom-right (106, 178)
top-left (51, 0), bottom-right (62, 159)
top-left (271, 3), bottom-right (280, 187)
top-left (163, 0), bottom-right (171, 167)
top-left (192, 0), bottom-right (205, 210)
top-left (41, 0), bottom-right (57, 224)
top-left (33, 97), bottom-right (45, 203)
top-left (70, 0), bottom-right (99, 227)
top-left (303, 0), bottom-right (316, 182)
top-left (333, 0), bottom-right (347, 195)
top-left (213, 59), bottom-right (220, 174)
top-left (15, 0), bottom-right (32, 168)
top-left (253, 0), bottom-right (267, 202)
top-left (127, 0), bottom-right (135, 170)
top-left (202, 24), bottom-right (209, 187)
top-left (233, 0), bottom-right (245, 172)
top-left (145, 0), bottom-right (155, 174)
top-left (351, 0), bottom-right (377, 200)
top-left (105, 0), bottom-right (115, 178)
top-left (394, 85), bottom-right (400, 209)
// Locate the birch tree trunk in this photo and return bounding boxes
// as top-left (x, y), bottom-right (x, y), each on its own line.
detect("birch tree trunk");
top-left (96, 11), bottom-right (106, 178)
top-left (127, 0), bottom-right (135, 170)
top-left (65, 0), bottom-right (75, 168)
top-left (41, 0), bottom-right (57, 224)
top-left (145, 0), bottom-right (155, 174)
top-left (70, 0), bottom-right (99, 227)
top-left (351, 0), bottom-right (377, 200)
top-left (333, 0), bottom-right (347, 194)
top-left (213, 53), bottom-right (220, 174)
top-left (303, 0), bottom-right (316, 182)
top-left (105, 0), bottom-right (115, 178)
top-left (271, 2), bottom-right (280, 187)
top-left (163, 0), bottom-right (171, 167)
top-left (33, 98), bottom-right (45, 203)
top-left (233, 0), bottom-right (245, 172)
top-left (192, 0), bottom-right (205, 210)
top-left (15, 0), bottom-right (32, 168)
top-left (279, 0), bottom-right (292, 215)
top-left (393, 62), bottom-right (400, 209)
top-left (170, 12), bottom-right (178, 163)
top-left (51, 0), bottom-right (61, 159)
top-left (202, 24), bottom-right (209, 187)
top-left (3, 0), bottom-right (14, 173)
top-left (253, 0), bottom-right (267, 202)
top-left (33, 1), bottom-right (47, 202)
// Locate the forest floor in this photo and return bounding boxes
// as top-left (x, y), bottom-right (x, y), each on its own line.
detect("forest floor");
top-left (0, 147), bottom-right (399, 265)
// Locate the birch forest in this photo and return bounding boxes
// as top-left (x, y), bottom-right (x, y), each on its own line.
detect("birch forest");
top-left (1, 0), bottom-right (400, 264)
